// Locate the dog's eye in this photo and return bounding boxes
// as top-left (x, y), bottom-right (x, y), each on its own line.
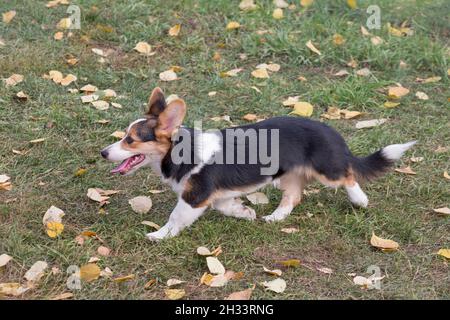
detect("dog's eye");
top-left (125, 136), bottom-right (134, 144)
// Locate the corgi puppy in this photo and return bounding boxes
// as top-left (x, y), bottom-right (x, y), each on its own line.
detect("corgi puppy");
top-left (101, 87), bottom-right (416, 241)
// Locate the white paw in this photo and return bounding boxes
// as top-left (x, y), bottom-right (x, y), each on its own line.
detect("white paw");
top-left (262, 213), bottom-right (284, 223)
top-left (352, 197), bottom-right (368, 208)
top-left (146, 230), bottom-right (168, 242)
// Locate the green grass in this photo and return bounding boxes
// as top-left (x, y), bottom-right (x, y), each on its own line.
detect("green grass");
top-left (0, 0), bottom-right (449, 300)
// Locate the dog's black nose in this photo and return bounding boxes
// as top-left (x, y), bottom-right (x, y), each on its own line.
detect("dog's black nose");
top-left (100, 150), bottom-right (109, 159)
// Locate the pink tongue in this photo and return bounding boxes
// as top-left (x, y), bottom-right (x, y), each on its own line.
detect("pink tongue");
top-left (111, 157), bottom-right (134, 174)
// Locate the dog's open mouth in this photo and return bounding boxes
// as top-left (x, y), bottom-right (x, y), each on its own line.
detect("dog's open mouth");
top-left (111, 154), bottom-right (145, 175)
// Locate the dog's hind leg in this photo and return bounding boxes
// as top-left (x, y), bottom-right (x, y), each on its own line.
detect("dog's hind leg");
top-left (345, 179), bottom-right (368, 208)
top-left (263, 171), bottom-right (304, 223)
top-left (212, 197), bottom-right (256, 220)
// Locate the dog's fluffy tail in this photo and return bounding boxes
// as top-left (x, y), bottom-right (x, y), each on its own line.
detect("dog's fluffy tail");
top-left (350, 141), bottom-right (417, 181)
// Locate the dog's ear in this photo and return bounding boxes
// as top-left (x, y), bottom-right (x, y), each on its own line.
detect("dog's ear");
top-left (155, 98), bottom-right (186, 138)
top-left (147, 87), bottom-right (167, 117)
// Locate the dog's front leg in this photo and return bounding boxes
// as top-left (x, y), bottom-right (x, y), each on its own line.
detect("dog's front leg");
top-left (146, 198), bottom-right (207, 241)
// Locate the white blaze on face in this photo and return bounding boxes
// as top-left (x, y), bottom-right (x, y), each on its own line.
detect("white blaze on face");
top-left (104, 118), bottom-right (147, 162)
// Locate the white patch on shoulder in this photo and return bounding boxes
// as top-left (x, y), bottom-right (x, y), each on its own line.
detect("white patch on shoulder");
top-left (196, 131), bottom-right (222, 164)
top-left (345, 183), bottom-right (368, 208)
top-left (382, 141), bottom-right (417, 161)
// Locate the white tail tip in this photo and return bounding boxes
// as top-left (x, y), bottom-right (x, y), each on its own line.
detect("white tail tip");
top-left (382, 140), bottom-right (417, 161)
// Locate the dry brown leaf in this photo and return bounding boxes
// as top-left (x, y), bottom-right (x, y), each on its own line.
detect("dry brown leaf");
top-left (277, 259), bottom-right (301, 267)
top-left (280, 227), bottom-right (299, 234)
top-left (129, 196), bottom-right (153, 214)
top-left (167, 278), bottom-right (185, 287)
top-left (388, 86), bottom-right (409, 99)
top-left (80, 84), bottom-right (98, 93)
top-left (384, 101), bottom-right (400, 109)
top-left (0, 283), bottom-right (29, 297)
top-left (334, 69), bottom-right (350, 77)
top-left (333, 34), bottom-right (345, 45)
top-left (356, 68), bottom-right (371, 77)
top-left (272, 8), bottom-right (284, 20)
top-left (355, 119), bottom-right (387, 129)
top-left (51, 292), bottom-right (74, 300)
top-left (282, 96), bottom-right (300, 106)
top-left (56, 17), bottom-right (71, 29)
top-left (262, 278), bottom-right (286, 293)
top-left (443, 171), bottom-right (450, 180)
top-left (97, 246), bottom-right (110, 257)
top-left (2, 10), bottom-right (16, 24)
top-left (168, 24), bottom-right (181, 36)
top-left (226, 21), bottom-right (240, 30)
top-left (251, 68), bottom-right (270, 79)
top-left (394, 166), bottom-right (416, 175)
top-left (415, 91), bottom-right (429, 100)
top-left (165, 288), bottom-right (185, 300)
top-left (370, 232), bottom-right (399, 251)
top-left (80, 263), bottom-right (101, 282)
top-left (437, 249), bottom-right (450, 259)
top-left (54, 32), bottom-right (64, 40)
top-left (263, 266), bottom-right (282, 276)
top-left (24, 261), bottom-right (48, 282)
top-left (159, 70), bottom-right (178, 81)
top-left (87, 188), bottom-right (109, 203)
top-left (316, 267), bottom-right (333, 274)
top-left (4, 74), bottom-right (24, 87)
top-left (360, 26), bottom-right (370, 36)
top-left (370, 36), bottom-right (383, 45)
top-left (144, 278), bottom-right (157, 289)
top-left (91, 100), bottom-right (109, 110)
top-left (206, 257), bottom-right (225, 275)
top-left (110, 131), bottom-right (125, 139)
top-left (60, 74), bottom-right (77, 86)
top-left (221, 68), bottom-right (243, 77)
top-left (225, 286), bottom-right (254, 300)
top-left (243, 113), bottom-right (258, 121)
top-left (290, 102), bottom-right (313, 117)
top-left (433, 207), bottom-right (450, 215)
top-left (0, 254), bottom-right (13, 267)
top-left (416, 76), bottom-right (441, 84)
top-left (306, 40), bottom-right (321, 55)
top-left (42, 205), bottom-right (65, 225)
top-left (134, 41), bottom-right (154, 56)
top-left (46, 221), bottom-right (64, 238)
top-left (141, 221), bottom-right (161, 230)
top-left (29, 138), bottom-right (46, 144)
top-left (410, 157), bottom-right (424, 163)
top-left (239, 0), bottom-right (257, 11)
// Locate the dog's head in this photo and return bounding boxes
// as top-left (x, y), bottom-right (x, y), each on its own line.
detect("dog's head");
top-left (100, 87), bottom-right (186, 175)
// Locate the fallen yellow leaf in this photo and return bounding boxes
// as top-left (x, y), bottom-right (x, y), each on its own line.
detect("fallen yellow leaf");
top-left (388, 86), bottom-right (409, 99)
top-left (272, 8), bottom-right (284, 20)
top-left (277, 259), bottom-right (301, 267)
top-left (165, 288), bottom-right (185, 300)
top-left (251, 68), bottom-right (270, 79)
top-left (290, 102), bottom-right (313, 117)
top-left (437, 249), bottom-right (450, 259)
top-left (300, 0), bottom-right (314, 8)
top-left (394, 166), bottom-right (416, 175)
top-left (306, 40), bottom-right (321, 55)
top-left (2, 10), bottom-right (16, 24)
top-left (168, 24), bottom-right (181, 36)
top-left (46, 221), bottom-right (64, 238)
top-left (56, 17), bottom-right (71, 29)
top-left (370, 232), bottom-right (399, 251)
top-left (80, 263), bottom-right (101, 282)
top-left (226, 21), bottom-right (240, 30)
top-left (384, 101), bottom-right (400, 108)
top-left (332, 34), bottom-right (345, 45)
top-left (347, 0), bottom-right (357, 9)
top-left (113, 274), bottom-right (135, 283)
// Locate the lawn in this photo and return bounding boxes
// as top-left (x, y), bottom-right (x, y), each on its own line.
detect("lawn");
top-left (0, 0), bottom-right (449, 300)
